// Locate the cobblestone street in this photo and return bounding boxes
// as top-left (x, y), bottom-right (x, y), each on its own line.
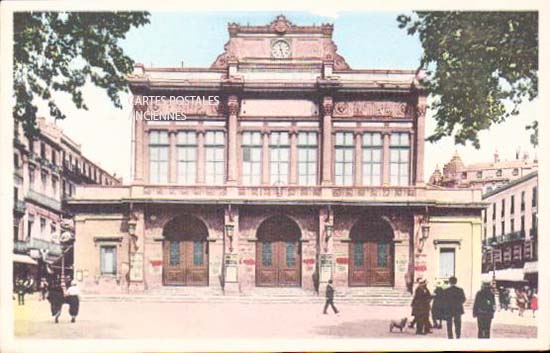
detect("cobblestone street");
top-left (14, 295), bottom-right (537, 339)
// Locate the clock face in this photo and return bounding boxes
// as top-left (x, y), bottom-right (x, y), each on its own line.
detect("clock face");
top-left (271, 40), bottom-right (291, 58)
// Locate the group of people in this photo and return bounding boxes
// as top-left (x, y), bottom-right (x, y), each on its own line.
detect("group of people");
top-left (498, 286), bottom-right (538, 317)
top-left (411, 276), bottom-right (497, 338)
top-left (14, 275), bottom-right (81, 323)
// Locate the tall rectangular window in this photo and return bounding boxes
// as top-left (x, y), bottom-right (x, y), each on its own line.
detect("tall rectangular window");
top-left (176, 131), bottom-right (196, 184)
top-left (492, 203), bottom-right (496, 220)
top-left (390, 132), bottom-right (410, 186)
top-left (362, 132), bottom-right (382, 186)
top-left (521, 191), bottom-right (525, 211)
top-left (511, 195), bottom-right (515, 215)
top-left (205, 131), bottom-right (225, 184)
top-left (501, 199), bottom-right (505, 218)
top-left (297, 132), bottom-right (317, 185)
top-left (439, 248), bottom-right (456, 278)
top-left (100, 245), bottom-right (117, 275)
top-left (242, 132), bottom-right (262, 185)
top-left (335, 132), bottom-right (354, 186)
top-left (149, 130), bottom-right (169, 184)
top-left (532, 186), bottom-right (538, 207)
top-left (269, 132), bottom-right (289, 185)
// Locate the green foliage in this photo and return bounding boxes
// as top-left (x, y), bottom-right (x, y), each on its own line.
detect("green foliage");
top-left (13, 11), bottom-right (150, 137)
top-left (397, 12), bottom-right (538, 148)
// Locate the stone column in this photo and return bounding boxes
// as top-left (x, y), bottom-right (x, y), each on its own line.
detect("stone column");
top-left (197, 129), bottom-right (206, 184)
top-left (261, 130), bottom-right (270, 185)
top-left (321, 97), bottom-right (333, 185)
top-left (133, 98), bottom-right (146, 183)
top-left (289, 129), bottom-right (298, 185)
top-left (354, 131), bottom-right (362, 186)
top-left (415, 96), bottom-right (427, 186)
top-left (223, 205), bottom-right (239, 294)
top-left (169, 131), bottom-right (177, 184)
top-left (382, 132), bottom-right (391, 186)
top-left (318, 206), bottom-right (335, 288)
top-left (226, 96), bottom-right (239, 184)
top-left (128, 207), bottom-right (146, 292)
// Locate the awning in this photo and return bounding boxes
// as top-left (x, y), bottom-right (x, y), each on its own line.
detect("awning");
top-left (481, 268), bottom-right (526, 282)
top-left (13, 254), bottom-right (38, 265)
top-left (523, 261), bottom-right (538, 274)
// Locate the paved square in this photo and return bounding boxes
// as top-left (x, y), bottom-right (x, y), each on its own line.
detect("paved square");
top-left (13, 295), bottom-right (537, 339)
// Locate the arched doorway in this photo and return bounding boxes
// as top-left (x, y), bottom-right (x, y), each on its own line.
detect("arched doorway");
top-left (349, 217), bottom-right (394, 287)
top-left (162, 215), bottom-right (209, 286)
top-left (256, 215), bottom-right (301, 287)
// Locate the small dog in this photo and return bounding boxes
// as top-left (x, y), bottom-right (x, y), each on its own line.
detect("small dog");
top-left (389, 317), bottom-right (408, 333)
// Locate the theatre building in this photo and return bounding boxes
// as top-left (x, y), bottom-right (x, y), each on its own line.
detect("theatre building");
top-left (69, 16), bottom-right (485, 299)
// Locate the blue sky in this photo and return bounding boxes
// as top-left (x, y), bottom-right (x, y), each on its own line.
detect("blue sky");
top-left (120, 11), bottom-right (422, 70)
top-left (49, 11), bottom-right (537, 182)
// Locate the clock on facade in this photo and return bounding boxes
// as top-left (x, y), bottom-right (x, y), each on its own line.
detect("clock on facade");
top-left (271, 40), bottom-right (291, 58)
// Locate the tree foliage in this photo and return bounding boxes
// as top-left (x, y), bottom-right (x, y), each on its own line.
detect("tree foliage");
top-left (14, 11), bottom-right (150, 137)
top-left (397, 12), bottom-right (538, 148)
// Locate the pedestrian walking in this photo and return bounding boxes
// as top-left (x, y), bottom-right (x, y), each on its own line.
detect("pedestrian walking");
top-left (39, 278), bottom-right (48, 301)
top-left (323, 280), bottom-right (339, 314)
top-left (442, 276), bottom-right (466, 339)
top-left (517, 288), bottom-right (528, 317)
top-left (530, 291), bottom-right (538, 318)
top-left (23, 275), bottom-right (35, 294)
top-left (431, 283), bottom-right (445, 329)
top-left (473, 281), bottom-right (496, 339)
top-left (508, 288), bottom-right (517, 312)
top-left (65, 280), bottom-right (80, 323)
top-left (15, 279), bottom-right (26, 305)
top-left (47, 282), bottom-right (65, 323)
top-left (411, 278), bottom-right (431, 335)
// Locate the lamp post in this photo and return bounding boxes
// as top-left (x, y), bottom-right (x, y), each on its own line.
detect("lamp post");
top-left (484, 237), bottom-right (498, 293)
top-left (417, 220), bottom-right (430, 252)
top-left (324, 224), bottom-right (333, 253)
top-left (225, 224), bottom-right (235, 253)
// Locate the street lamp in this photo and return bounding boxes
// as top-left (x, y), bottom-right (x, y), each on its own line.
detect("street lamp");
top-left (225, 224), bottom-right (235, 252)
top-left (417, 218), bottom-right (430, 252)
top-left (484, 237), bottom-right (498, 293)
top-left (324, 224), bottom-right (333, 253)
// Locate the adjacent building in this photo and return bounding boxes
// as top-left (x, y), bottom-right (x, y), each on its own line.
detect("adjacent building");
top-left (69, 16), bottom-right (485, 299)
top-left (429, 150), bottom-right (538, 194)
top-left (13, 117), bottom-right (121, 287)
top-left (481, 171), bottom-right (538, 289)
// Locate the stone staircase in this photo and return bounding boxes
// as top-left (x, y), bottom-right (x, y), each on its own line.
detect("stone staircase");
top-left (82, 286), bottom-right (415, 306)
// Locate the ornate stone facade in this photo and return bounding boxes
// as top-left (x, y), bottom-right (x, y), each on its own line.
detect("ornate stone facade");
top-left (70, 16), bottom-right (484, 299)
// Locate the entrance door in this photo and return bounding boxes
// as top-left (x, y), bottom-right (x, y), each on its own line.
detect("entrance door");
top-left (349, 218), bottom-right (394, 287)
top-left (163, 240), bottom-right (208, 286)
top-left (162, 215), bottom-right (209, 286)
top-left (255, 215), bottom-right (301, 287)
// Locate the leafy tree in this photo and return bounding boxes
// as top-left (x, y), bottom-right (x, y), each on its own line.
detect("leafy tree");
top-left (14, 11), bottom-right (150, 137)
top-left (397, 12), bottom-right (538, 148)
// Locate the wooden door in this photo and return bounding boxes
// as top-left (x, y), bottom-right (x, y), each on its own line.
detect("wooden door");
top-left (163, 239), bottom-right (208, 286)
top-left (349, 240), bottom-right (393, 287)
top-left (256, 240), bottom-right (301, 287)
top-left (277, 241), bottom-right (301, 287)
top-left (183, 240), bottom-right (208, 286)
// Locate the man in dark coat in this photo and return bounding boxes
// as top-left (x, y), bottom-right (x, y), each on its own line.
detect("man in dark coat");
top-left (442, 276), bottom-right (466, 339)
top-left (323, 280), bottom-right (339, 314)
top-left (411, 278), bottom-right (432, 335)
top-left (473, 281), bottom-right (496, 338)
top-left (431, 284), bottom-right (445, 329)
top-left (46, 282), bottom-right (65, 323)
